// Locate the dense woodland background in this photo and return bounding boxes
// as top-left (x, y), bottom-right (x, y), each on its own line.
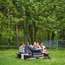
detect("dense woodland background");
top-left (0, 0), bottom-right (65, 47)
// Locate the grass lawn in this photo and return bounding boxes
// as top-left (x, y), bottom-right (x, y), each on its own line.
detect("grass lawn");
top-left (0, 49), bottom-right (65, 65)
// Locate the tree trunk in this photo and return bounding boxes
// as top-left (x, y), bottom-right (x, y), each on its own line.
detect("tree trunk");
top-left (16, 25), bottom-right (19, 47)
top-left (51, 31), bottom-right (55, 40)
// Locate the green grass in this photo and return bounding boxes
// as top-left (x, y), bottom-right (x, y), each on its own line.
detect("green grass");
top-left (0, 49), bottom-right (65, 65)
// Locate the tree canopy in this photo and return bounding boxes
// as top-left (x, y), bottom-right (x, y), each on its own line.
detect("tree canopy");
top-left (0, 0), bottom-right (65, 45)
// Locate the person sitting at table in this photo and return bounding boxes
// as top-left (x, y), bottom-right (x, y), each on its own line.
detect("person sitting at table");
top-left (17, 43), bottom-right (25, 58)
top-left (40, 42), bottom-right (46, 51)
top-left (33, 41), bottom-right (41, 49)
top-left (42, 48), bottom-right (50, 59)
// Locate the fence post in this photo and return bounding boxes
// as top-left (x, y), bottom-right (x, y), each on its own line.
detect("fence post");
top-left (57, 40), bottom-right (58, 49)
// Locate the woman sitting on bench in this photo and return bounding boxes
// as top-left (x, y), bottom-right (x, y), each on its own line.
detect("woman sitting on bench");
top-left (40, 43), bottom-right (50, 59)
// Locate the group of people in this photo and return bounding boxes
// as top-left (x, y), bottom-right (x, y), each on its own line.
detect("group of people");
top-left (18, 41), bottom-right (50, 59)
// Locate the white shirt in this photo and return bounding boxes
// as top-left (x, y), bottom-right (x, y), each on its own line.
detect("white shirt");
top-left (42, 45), bottom-right (46, 50)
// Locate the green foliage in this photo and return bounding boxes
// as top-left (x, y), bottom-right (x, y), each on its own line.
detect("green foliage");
top-left (0, 0), bottom-right (65, 45)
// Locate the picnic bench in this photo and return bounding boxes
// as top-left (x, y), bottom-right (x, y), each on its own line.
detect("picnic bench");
top-left (17, 45), bottom-right (50, 59)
